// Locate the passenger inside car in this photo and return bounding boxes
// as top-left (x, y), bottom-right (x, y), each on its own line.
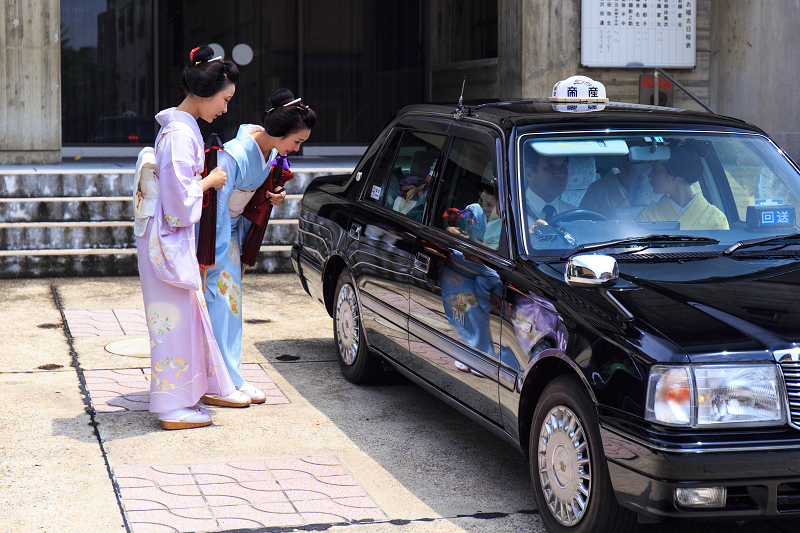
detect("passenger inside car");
top-left (443, 183), bottom-right (501, 250)
top-left (580, 155), bottom-right (652, 217)
top-left (399, 150), bottom-right (439, 219)
top-left (478, 184), bottom-right (503, 249)
top-left (392, 174), bottom-right (429, 215)
top-left (522, 143), bottom-right (576, 228)
top-left (636, 144), bottom-right (730, 230)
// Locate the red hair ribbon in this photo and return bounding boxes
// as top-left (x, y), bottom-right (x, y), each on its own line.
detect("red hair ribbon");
top-left (190, 47), bottom-right (199, 63)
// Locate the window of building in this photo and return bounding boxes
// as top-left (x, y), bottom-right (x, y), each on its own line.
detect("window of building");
top-left (61, 0), bottom-right (424, 147)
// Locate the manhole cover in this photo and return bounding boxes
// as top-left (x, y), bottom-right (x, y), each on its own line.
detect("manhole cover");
top-left (104, 338), bottom-right (150, 358)
top-left (245, 318), bottom-right (272, 324)
top-left (38, 364), bottom-right (63, 370)
top-left (276, 354), bottom-right (300, 361)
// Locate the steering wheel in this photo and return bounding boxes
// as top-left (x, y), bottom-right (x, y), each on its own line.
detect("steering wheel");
top-left (547, 209), bottom-right (608, 224)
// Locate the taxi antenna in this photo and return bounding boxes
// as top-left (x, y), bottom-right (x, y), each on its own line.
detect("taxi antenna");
top-left (455, 76), bottom-right (468, 119)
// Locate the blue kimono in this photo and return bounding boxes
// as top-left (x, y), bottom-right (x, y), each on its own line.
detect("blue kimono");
top-left (439, 249), bottom-right (502, 357)
top-left (203, 125), bottom-right (275, 386)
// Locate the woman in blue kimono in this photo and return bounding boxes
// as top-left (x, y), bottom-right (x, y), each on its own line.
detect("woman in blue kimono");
top-left (204, 89), bottom-right (316, 402)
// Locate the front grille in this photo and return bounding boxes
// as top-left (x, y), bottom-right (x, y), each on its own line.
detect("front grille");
top-left (779, 362), bottom-right (800, 429)
top-left (777, 483), bottom-right (800, 512)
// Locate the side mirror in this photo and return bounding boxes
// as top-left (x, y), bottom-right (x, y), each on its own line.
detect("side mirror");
top-left (565, 254), bottom-right (633, 321)
top-left (565, 254), bottom-right (619, 288)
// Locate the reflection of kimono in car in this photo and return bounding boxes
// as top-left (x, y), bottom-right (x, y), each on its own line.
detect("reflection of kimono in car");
top-left (460, 203), bottom-right (488, 241)
top-left (203, 124), bottom-right (274, 387)
top-left (137, 108), bottom-right (235, 413)
top-left (504, 293), bottom-right (568, 372)
top-left (637, 192), bottom-right (729, 230)
top-left (439, 249), bottom-right (502, 356)
top-left (483, 218), bottom-right (502, 249)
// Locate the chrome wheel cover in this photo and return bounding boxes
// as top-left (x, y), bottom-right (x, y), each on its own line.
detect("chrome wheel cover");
top-left (335, 283), bottom-right (359, 365)
top-left (537, 405), bottom-right (592, 527)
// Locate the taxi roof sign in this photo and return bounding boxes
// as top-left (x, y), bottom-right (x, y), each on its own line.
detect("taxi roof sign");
top-left (550, 75), bottom-right (608, 112)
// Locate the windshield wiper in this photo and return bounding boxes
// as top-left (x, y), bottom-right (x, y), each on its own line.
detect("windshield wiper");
top-left (560, 234), bottom-right (720, 260)
top-left (722, 233), bottom-right (800, 255)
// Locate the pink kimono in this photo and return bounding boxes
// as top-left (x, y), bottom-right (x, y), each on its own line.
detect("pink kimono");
top-left (135, 107), bottom-right (235, 413)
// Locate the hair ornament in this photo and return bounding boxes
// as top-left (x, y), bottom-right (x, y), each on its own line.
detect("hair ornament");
top-left (194, 55), bottom-right (223, 66)
top-left (267, 97), bottom-right (303, 114)
top-left (190, 47), bottom-right (200, 63)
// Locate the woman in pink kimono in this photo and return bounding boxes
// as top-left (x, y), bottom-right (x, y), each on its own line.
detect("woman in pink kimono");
top-left (137, 45), bottom-right (251, 430)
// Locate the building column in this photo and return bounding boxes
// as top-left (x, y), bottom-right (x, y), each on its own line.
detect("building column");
top-left (499, 0), bottom-right (583, 100)
top-left (0, 0), bottom-right (61, 165)
top-left (711, 0), bottom-right (800, 161)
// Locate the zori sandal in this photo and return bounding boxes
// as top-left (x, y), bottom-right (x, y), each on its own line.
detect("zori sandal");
top-left (201, 389), bottom-right (252, 408)
top-left (158, 406), bottom-right (212, 430)
top-left (237, 382), bottom-right (267, 404)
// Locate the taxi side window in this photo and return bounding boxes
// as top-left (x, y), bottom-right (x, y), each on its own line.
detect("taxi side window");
top-left (362, 130), bottom-right (445, 221)
top-left (433, 137), bottom-right (503, 251)
top-left (362, 129), bottom-right (403, 207)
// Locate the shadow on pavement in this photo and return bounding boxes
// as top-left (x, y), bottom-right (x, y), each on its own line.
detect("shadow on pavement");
top-left (257, 338), bottom-right (800, 533)
top-left (256, 338), bottom-right (539, 533)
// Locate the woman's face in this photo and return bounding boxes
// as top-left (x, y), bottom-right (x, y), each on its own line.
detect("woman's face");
top-left (198, 84), bottom-right (236, 123)
top-left (648, 162), bottom-right (674, 195)
top-left (276, 127), bottom-right (311, 156)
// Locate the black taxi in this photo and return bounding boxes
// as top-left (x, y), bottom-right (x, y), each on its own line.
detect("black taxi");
top-left (292, 76), bottom-right (800, 532)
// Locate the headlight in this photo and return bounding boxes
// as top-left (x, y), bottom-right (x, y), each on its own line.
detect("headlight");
top-left (646, 366), bottom-right (692, 425)
top-left (645, 364), bottom-right (785, 427)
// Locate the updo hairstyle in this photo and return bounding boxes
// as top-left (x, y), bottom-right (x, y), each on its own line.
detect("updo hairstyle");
top-left (180, 45), bottom-right (239, 97)
top-left (664, 144), bottom-right (704, 184)
top-left (260, 88), bottom-right (317, 137)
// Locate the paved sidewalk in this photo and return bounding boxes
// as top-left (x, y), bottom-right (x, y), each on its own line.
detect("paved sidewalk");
top-left (0, 274), bottom-right (543, 533)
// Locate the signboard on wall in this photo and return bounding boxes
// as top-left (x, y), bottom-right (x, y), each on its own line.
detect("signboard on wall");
top-left (581, 0), bottom-right (696, 68)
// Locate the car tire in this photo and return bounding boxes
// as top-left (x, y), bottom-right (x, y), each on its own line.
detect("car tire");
top-left (530, 375), bottom-right (639, 533)
top-left (333, 270), bottom-right (383, 384)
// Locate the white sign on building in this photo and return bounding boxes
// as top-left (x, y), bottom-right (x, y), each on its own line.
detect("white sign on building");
top-left (581, 0), bottom-right (696, 68)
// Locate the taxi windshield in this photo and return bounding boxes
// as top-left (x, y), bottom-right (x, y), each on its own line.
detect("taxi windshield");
top-left (517, 131), bottom-right (800, 253)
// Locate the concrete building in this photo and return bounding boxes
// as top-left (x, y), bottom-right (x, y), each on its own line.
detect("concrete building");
top-left (2, 0), bottom-right (799, 162)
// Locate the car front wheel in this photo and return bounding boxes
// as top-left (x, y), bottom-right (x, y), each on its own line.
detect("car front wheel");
top-left (530, 375), bottom-right (638, 533)
top-left (333, 270), bottom-right (383, 384)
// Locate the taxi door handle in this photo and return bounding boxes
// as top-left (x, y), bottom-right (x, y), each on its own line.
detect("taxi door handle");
top-left (414, 252), bottom-right (430, 274)
top-left (349, 223), bottom-right (362, 240)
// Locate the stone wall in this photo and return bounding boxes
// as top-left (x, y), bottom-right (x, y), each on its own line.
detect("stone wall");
top-left (432, 0), bottom-right (714, 110)
top-left (0, 0), bottom-right (61, 164)
top-left (711, 1), bottom-right (800, 161)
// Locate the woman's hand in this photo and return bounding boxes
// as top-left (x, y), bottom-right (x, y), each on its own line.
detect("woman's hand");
top-left (446, 225), bottom-right (466, 237)
top-left (201, 167), bottom-right (227, 191)
top-left (266, 188), bottom-right (287, 206)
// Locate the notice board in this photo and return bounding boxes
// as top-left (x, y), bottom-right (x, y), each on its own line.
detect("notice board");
top-left (581, 0), bottom-right (696, 68)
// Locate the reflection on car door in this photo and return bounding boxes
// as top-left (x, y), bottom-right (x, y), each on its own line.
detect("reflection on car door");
top-left (408, 128), bottom-right (511, 424)
top-left (348, 125), bottom-right (448, 371)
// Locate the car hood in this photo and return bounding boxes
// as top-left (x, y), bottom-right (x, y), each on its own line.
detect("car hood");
top-left (613, 258), bottom-right (800, 358)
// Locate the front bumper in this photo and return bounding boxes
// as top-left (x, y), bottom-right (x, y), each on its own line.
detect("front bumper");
top-left (601, 421), bottom-right (800, 520)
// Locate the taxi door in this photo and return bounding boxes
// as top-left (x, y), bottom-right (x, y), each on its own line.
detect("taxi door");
top-left (347, 119), bottom-right (449, 371)
top-left (408, 124), bottom-right (512, 425)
